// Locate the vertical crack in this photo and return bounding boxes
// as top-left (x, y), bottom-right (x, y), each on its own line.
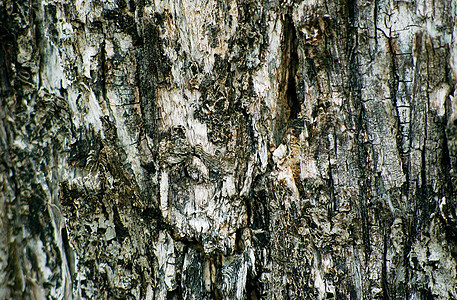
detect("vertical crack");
top-left (373, 0), bottom-right (378, 46)
top-left (100, 39), bottom-right (107, 110)
top-left (357, 106), bottom-right (372, 262)
top-left (285, 14), bottom-right (300, 121)
top-left (347, 0), bottom-right (356, 24)
top-left (381, 230), bottom-right (389, 299)
top-left (385, 29), bottom-right (405, 161)
top-left (274, 14), bottom-right (301, 146)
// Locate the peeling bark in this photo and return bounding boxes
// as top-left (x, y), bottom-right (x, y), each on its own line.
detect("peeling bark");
top-left (1, 0), bottom-right (457, 299)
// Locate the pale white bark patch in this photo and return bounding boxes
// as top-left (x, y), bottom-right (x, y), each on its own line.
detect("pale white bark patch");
top-left (272, 144), bottom-right (287, 165)
top-left (188, 217), bottom-right (210, 235)
top-left (82, 46), bottom-right (97, 79)
top-left (154, 231), bottom-right (177, 296)
top-left (160, 171), bottom-right (170, 219)
top-left (35, 238), bottom-right (53, 284)
top-left (105, 39), bottom-right (115, 58)
top-left (430, 83), bottom-right (450, 117)
top-left (301, 157), bottom-right (319, 180)
top-left (221, 175), bottom-right (236, 197)
top-left (277, 166), bottom-right (300, 200)
top-left (157, 89), bottom-right (210, 148)
top-left (42, 43), bottom-right (68, 90)
top-left (113, 32), bottom-right (133, 54)
top-left (85, 89), bottom-right (104, 132)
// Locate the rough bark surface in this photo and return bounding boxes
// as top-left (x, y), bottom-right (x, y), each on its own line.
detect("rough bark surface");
top-left (1, 0), bottom-right (457, 299)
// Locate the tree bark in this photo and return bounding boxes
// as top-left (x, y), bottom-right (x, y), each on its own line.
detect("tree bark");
top-left (1, 0), bottom-right (457, 299)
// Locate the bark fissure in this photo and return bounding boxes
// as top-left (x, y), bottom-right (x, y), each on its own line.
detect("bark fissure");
top-left (275, 13), bottom-right (301, 146)
top-left (381, 230), bottom-right (389, 300)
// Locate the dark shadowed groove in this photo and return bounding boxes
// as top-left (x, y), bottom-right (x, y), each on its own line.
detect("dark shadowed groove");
top-left (373, 0), bottom-right (378, 46)
top-left (347, 0), bottom-right (356, 26)
top-left (274, 13), bottom-right (301, 146)
top-left (285, 14), bottom-right (300, 122)
top-left (347, 0), bottom-right (372, 268)
top-left (381, 230), bottom-right (390, 300)
top-left (100, 39), bottom-right (107, 115)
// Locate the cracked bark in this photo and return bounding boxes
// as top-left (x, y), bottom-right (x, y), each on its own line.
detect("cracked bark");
top-left (1, 0), bottom-right (457, 299)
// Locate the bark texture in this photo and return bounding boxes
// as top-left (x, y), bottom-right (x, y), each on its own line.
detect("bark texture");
top-left (1, 0), bottom-right (457, 299)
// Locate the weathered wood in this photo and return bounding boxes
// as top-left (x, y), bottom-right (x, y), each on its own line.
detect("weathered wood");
top-left (1, 0), bottom-right (456, 299)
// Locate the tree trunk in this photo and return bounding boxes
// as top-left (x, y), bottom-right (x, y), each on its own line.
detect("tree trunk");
top-left (1, 0), bottom-right (457, 299)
